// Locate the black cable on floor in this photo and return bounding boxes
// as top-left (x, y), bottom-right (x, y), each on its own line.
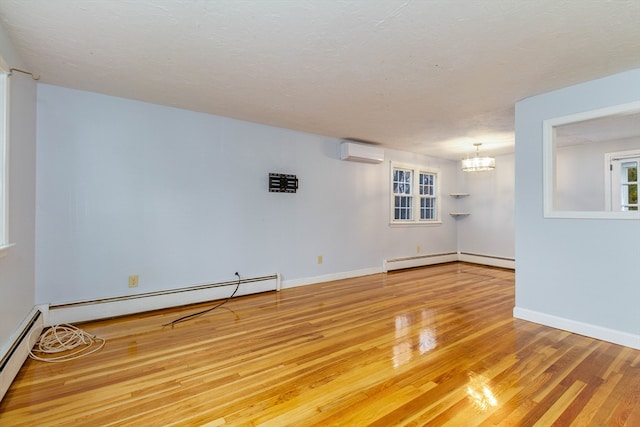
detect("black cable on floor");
top-left (163, 272), bottom-right (241, 327)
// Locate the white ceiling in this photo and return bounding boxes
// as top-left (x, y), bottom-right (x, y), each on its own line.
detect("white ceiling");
top-left (1, 0), bottom-right (639, 160)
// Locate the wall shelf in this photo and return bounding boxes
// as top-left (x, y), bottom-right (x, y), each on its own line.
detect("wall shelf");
top-left (450, 193), bottom-right (470, 217)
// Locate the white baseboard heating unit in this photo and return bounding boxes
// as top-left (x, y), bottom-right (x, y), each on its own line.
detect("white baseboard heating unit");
top-left (457, 252), bottom-right (515, 269)
top-left (383, 252), bottom-right (515, 272)
top-left (0, 308), bottom-right (44, 401)
top-left (383, 253), bottom-right (458, 272)
top-left (47, 274), bottom-right (280, 325)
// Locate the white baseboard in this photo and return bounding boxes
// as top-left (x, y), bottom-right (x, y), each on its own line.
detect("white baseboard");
top-left (272, 252), bottom-right (513, 289)
top-left (513, 307), bottom-right (640, 350)
top-left (382, 252), bottom-right (514, 273)
top-left (383, 252), bottom-right (458, 272)
top-left (0, 307), bottom-right (44, 401)
top-left (282, 267), bottom-right (382, 289)
top-left (457, 252), bottom-right (515, 269)
top-left (47, 254), bottom-right (514, 325)
top-left (48, 274), bottom-right (279, 325)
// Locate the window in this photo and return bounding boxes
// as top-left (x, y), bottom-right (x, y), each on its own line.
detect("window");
top-left (0, 61), bottom-right (10, 255)
top-left (620, 161), bottom-right (639, 211)
top-left (391, 163), bottom-right (440, 224)
top-left (419, 172), bottom-right (437, 220)
top-left (606, 149), bottom-right (640, 212)
top-left (392, 168), bottom-right (413, 220)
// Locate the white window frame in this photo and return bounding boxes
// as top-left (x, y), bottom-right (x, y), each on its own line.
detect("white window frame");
top-left (390, 162), bottom-right (441, 226)
top-left (605, 149), bottom-right (640, 212)
top-left (543, 100), bottom-right (640, 219)
top-left (0, 58), bottom-right (12, 257)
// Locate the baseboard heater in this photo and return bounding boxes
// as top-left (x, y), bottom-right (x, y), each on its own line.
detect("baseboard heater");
top-left (383, 252), bottom-right (458, 272)
top-left (383, 252), bottom-right (515, 272)
top-left (47, 274), bottom-right (280, 325)
top-left (458, 252), bottom-right (515, 269)
top-left (1, 308), bottom-right (44, 401)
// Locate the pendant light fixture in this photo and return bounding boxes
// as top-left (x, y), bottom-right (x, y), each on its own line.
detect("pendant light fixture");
top-left (461, 143), bottom-right (495, 172)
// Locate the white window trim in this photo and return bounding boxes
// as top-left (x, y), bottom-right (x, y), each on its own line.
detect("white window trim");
top-left (543, 101), bottom-right (640, 219)
top-left (0, 58), bottom-right (12, 257)
top-left (605, 149), bottom-right (640, 212)
top-left (389, 161), bottom-right (441, 226)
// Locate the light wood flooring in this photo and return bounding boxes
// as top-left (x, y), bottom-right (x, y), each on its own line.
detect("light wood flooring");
top-left (1, 263), bottom-right (639, 426)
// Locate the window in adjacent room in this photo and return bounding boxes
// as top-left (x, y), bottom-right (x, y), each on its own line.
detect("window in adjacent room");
top-left (605, 149), bottom-right (640, 212)
top-left (391, 163), bottom-right (440, 224)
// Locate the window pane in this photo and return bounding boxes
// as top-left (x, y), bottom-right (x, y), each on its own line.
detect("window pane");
top-left (617, 159), bottom-right (638, 211)
top-left (627, 184), bottom-right (637, 204)
top-left (394, 195), bottom-right (412, 220)
top-left (622, 184), bottom-right (636, 205)
top-left (420, 197), bottom-right (436, 220)
top-left (402, 171), bottom-right (411, 194)
top-left (622, 162), bottom-right (637, 183)
top-left (393, 169), bottom-right (412, 195)
top-left (419, 173), bottom-right (434, 196)
top-left (393, 170), bottom-right (399, 192)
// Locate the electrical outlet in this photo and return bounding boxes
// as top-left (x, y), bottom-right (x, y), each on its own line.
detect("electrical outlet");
top-left (417, 245), bottom-right (421, 253)
top-left (128, 275), bottom-right (139, 288)
top-left (317, 255), bottom-right (323, 265)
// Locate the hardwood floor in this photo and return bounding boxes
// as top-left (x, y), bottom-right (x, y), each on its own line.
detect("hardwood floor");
top-left (1, 263), bottom-right (639, 426)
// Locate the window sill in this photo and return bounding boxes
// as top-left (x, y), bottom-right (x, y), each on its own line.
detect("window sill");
top-left (389, 221), bottom-right (442, 227)
top-left (544, 211), bottom-right (640, 220)
top-left (0, 243), bottom-right (15, 258)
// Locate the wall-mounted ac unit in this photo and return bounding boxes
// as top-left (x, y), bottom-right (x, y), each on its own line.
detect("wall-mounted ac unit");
top-left (340, 141), bottom-right (384, 164)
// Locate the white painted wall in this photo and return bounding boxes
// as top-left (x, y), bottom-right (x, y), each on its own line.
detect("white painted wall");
top-left (515, 68), bottom-right (640, 347)
top-left (0, 27), bottom-right (37, 358)
top-left (0, 22), bottom-right (22, 68)
top-left (35, 84), bottom-right (459, 305)
top-left (456, 153), bottom-right (515, 259)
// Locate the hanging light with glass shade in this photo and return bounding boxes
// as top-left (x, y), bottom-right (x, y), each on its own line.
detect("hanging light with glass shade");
top-left (461, 143), bottom-right (495, 172)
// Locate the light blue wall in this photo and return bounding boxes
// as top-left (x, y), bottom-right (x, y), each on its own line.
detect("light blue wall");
top-left (515, 69), bottom-right (640, 338)
top-left (35, 84), bottom-right (461, 304)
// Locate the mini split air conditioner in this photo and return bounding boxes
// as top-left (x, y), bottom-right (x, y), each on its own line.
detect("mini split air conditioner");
top-left (340, 141), bottom-right (384, 164)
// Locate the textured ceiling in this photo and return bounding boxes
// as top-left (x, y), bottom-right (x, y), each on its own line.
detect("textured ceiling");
top-left (1, 0), bottom-right (639, 159)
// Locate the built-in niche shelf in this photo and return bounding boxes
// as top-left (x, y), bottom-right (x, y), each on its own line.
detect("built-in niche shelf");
top-left (449, 193), bottom-right (470, 217)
